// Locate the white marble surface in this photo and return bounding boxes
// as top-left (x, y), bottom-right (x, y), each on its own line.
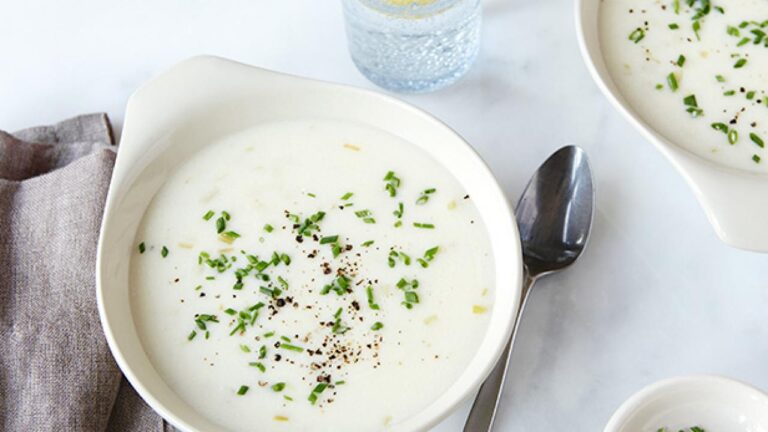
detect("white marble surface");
top-left (2, 0), bottom-right (767, 430)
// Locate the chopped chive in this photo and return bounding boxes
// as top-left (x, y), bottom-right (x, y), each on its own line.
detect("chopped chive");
top-left (308, 383), bottom-right (328, 405)
top-left (416, 188), bottom-right (437, 205)
top-left (205, 276), bottom-right (215, 280)
top-left (138, 242), bottom-right (146, 254)
top-left (236, 385), bottom-right (249, 396)
top-left (734, 58), bottom-right (747, 68)
top-left (306, 192), bottom-right (316, 198)
top-left (249, 362), bottom-right (266, 372)
top-left (280, 335), bottom-right (291, 342)
top-left (715, 75), bottom-right (725, 82)
top-left (711, 123), bottom-right (728, 134)
top-left (259, 345), bottom-right (267, 359)
top-left (284, 395), bottom-right (293, 401)
top-left (271, 382), bottom-right (286, 392)
top-left (413, 222), bottom-right (435, 229)
top-left (366, 285), bottom-right (380, 310)
top-left (216, 217), bottom-right (226, 233)
top-left (747, 91), bottom-right (756, 100)
top-left (223, 231), bottom-right (240, 239)
top-left (361, 240), bottom-right (375, 247)
top-left (676, 54), bottom-right (686, 67)
top-left (222, 211), bottom-right (231, 221)
top-left (668, 23), bottom-right (679, 30)
top-left (279, 343), bottom-right (304, 352)
top-left (667, 73), bottom-right (679, 91)
top-left (692, 20), bottom-right (701, 40)
top-left (161, 246), bottom-right (169, 258)
top-left (750, 133), bottom-right (765, 148)
top-left (655, 83), bottom-right (664, 90)
top-left (628, 27), bottom-right (645, 43)
top-left (724, 90), bottom-right (736, 96)
top-left (728, 129), bottom-right (739, 144)
top-left (264, 224), bottom-right (274, 233)
top-left (260, 286), bottom-right (281, 298)
top-left (371, 322), bottom-right (384, 331)
top-left (240, 344), bottom-right (251, 353)
top-left (753, 154), bottom-right (761, 163)
top-left (340, 192), bottom-right (354, 200)
top-left (277, 276), bottom-right (288, 289)
top-left (383, 171), bottom-right (401, 197)
top-left (187, 330), bottom-right (197, 341)
top-left (320, 235), bottom-right (339, 245)
top-left (194, 285), bottom-right (202, 291)
top-left (225, 308), bottom-right (237, 315)
top-left (202, 210), bottom-right (215, 221)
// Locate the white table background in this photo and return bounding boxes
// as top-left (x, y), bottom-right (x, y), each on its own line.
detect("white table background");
top-left (2, 1), bottom-right (767, 430)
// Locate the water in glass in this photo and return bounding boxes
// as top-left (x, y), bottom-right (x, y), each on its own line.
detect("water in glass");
top-left (342, 0), bottom-right (482, 93)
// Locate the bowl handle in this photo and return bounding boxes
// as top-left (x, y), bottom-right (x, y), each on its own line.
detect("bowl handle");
top-left (673, 151), bottom-right (768, 252)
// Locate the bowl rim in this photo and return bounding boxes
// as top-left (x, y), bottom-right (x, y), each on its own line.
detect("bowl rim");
top-left (96, 56), bottom-right (523, 432)
top-left (604, 375), bottom-right (768, 432)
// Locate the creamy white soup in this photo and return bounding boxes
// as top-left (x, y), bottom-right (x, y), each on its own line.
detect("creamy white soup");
top-left (130, 120), bottom-right (494, 431)
top-left (600, 0), bottom-right (768, 172)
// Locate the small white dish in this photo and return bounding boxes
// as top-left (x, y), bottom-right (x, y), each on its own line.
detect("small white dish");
top-left (96, 56), bottom-right (522, 432)
top-left (605, 376), bottom-right (768, 432)
top-left (575, 0), bottom-right (768, 252)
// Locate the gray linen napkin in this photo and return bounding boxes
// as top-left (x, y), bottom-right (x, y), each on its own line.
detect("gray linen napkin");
top-left (0, 114), bottom-right (170, 431)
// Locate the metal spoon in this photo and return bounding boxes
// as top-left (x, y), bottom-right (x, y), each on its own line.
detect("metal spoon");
top-left (463, 145), bottom-right (595, 432)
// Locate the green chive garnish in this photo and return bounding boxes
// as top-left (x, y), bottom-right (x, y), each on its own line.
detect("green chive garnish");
top-left (237, 385), bottom-right (249, 395)
top-left (264, 224), bottom-right (274, 233)
top-left (138, 242), bottom-right (146, 254)
top-left (750, 133), bottom-right (765, 148)
top-left (202, 210), bottom-right (215, 221)
top-left (371, 322), bottom-right (384, 331)
top-left (187, 330), bottom-right (197, 341)
top-left (279, 343), bottom-right (304, 352)
top-left (366, 285), bottom-right (380, 310)
top-left (667, 73), bottom-right (679, 91)
top-left (628, 27), bottom-right (645, 43)
top-left (413, 222), bottom-right (435, 229)
top-left (161, 246), bottom-right (169, 258)
top-left (320, 235), bottom-right (338, 245)
top-left (249, 362), bottom-right (266, 372)
top-left (734, 58), bottom-right (747, 68)
top-left (271, 382), bottom-right (286, 392)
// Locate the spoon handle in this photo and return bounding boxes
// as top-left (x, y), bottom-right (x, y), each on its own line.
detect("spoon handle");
top-left (463, 271), bottom-right (535, 432)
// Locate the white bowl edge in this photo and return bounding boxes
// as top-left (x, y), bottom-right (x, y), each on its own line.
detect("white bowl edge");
top-left (604, 375), bottom-right (768, 432)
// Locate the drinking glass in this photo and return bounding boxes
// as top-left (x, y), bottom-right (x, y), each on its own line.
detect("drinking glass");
top-left (342, 0), bottom-right (482, 93)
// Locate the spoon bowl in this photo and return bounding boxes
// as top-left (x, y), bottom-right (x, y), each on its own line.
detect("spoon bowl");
top-left (516, 146), bottom-right (594, 276)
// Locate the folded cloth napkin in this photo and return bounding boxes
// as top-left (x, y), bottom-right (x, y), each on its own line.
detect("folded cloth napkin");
top-left (0, 114), bottom-right (172, 431)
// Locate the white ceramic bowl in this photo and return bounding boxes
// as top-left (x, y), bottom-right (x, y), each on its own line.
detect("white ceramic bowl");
top-left (96, 56), bottom-right (522, 432)
top-left (575, 0), bottom-right (768, 252)
top-left (605, 376), bottom-right (768, 432)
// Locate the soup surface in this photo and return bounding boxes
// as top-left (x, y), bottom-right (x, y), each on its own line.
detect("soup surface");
top-left (130, 120), bottom-right (494, 431)
top-left (600, 0), bottom-right (768, 172)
